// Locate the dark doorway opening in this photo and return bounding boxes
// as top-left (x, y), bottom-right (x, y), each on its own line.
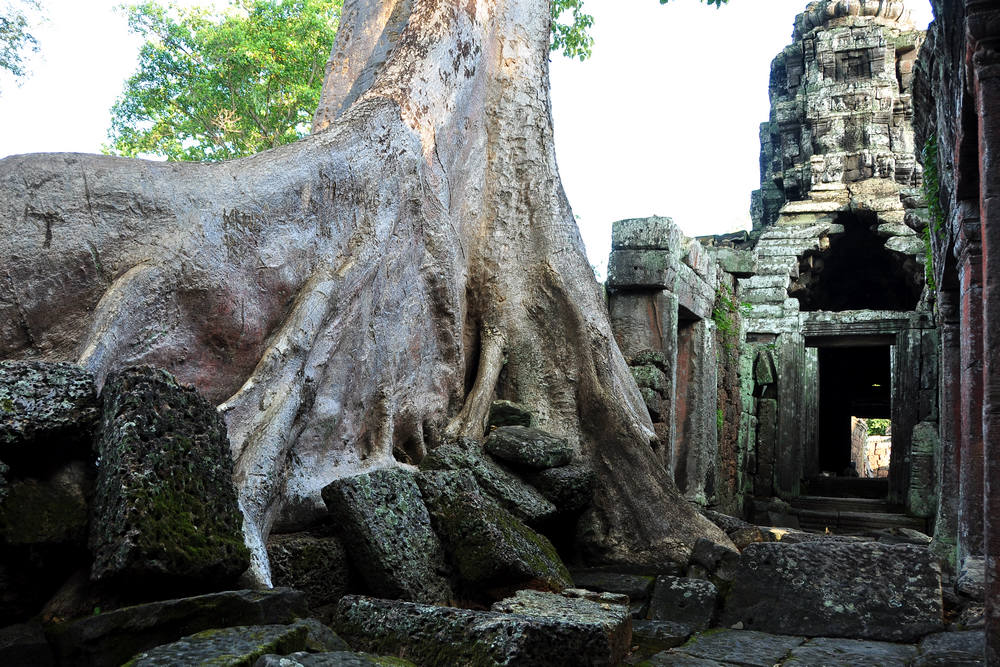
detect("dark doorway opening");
top-left (792, 211), bottom-right (923, 312)
top-left (817, 345), bottom-right (892, 476)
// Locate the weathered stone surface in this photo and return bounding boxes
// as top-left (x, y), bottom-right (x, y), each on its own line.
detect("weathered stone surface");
top-left (784, 637), bottom-right (917, 666)
top-left (416, 471), bottom-right (571, 596)
top-left (336, 590), bottom-right (630, 666)
top-left (569, 570), bottom-right (654, 618)
top-left (612, 216), bottom-right (680, 251)
top-left (522, 463), bottom-right (595, 514)
top-left (0, 622), bottom-right (54, 667)
top-left (0, 460), bottom-right (90, 548)
top-left (90, 366), bottom-right (249, 590)
top-left (689, 538), bottom-right (739, 583)
top-left (647, 576), bottom-right (717, 632)
top-left (631, 619), bottom-right (692, 653)
top-left (712, 248), bottom-right (757, 278)
top-left (0, 361), bottom-right (98, 470)
top-left (320, 468), bottom-right (451, 604)
top-left (266, 532), bottom-right (354, 617)
top-left (46, 588), bottom-right (307, 667)
top-left (125, 623), bottom-right (309, 666)
top-left (569, 571), bottom-right (654, 602)
top-left (722, 542), bottom-right (943, 641)
top-left (255, 651), bottom-right (416, 666)
top-left (630, 365), bottom-right (668, 393)
top-left (914, 630), bottom-right (985, 666)
top-left (419, 438), bottom-right (556, 524)
top-left (607, 249), bottom-right (674, 290)
top-left (958, 556), bottom-right (985, 601)
top-left (485, 426), bottom-right (572, 470)
top-left (488, 400), bottom-right (533, 429)
top-left (666, 630), bottom-right (805, 667)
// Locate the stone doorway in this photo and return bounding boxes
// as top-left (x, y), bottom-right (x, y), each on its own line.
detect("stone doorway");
top-left (816, 345), bottom-right (892, 491)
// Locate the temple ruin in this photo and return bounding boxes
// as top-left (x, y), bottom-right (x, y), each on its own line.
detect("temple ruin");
top-left (1, 0), bottom-right (998, 663)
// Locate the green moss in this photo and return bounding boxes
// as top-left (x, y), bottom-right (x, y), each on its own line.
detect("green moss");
top-left (922, 135), bottom-right (946, 238)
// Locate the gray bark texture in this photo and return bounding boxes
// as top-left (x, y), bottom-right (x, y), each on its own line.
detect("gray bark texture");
top-left (0, 0), bottom-right (730, 584)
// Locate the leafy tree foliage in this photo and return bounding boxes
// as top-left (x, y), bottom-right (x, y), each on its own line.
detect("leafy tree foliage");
top-left (0, 0), bottom-right (41, 92)
top-left (551, 0), bottom-right (727, 61)
top-left (107, 0), bottom-right (341, 161)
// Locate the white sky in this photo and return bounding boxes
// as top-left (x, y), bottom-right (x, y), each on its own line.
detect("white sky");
top-left (0, 0), bottom-right (934, 275)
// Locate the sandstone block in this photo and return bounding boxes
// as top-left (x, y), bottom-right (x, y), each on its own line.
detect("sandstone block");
top-left (522, 463), bottom-right (596, 514)
top-left (125, 623), bottom-right (309, 666)
top-left (713, 247), bottom-right (757, 278)
top-left (485, 426), bottom-right (572, 470)
top-left (321, 468), bottom-right (451, 604)
top-left (416, 471), bottom-right (571, 596)
top-left (46, 588), bottom-right (307, 667)
top-left (611, 216), bottom-right (679, 251)
top-left (90, 366), bottom-right (249, 591)
top-left (0, 361), bottom-right (98, 471)
top-left (420, 438), bottom-right (556, 524)
top-left (607, 249), bottom-right (674, 289)
top-left (721, 542), bottom-right (943, 641)
top-left (784, 637), bottom-right (917, 666)
top-left (336, 589), bottom-right (631, 666)
top-left (266, 532), bottom-right (354, 617)
top-left (647, 576), bottom-right (718, 631)
top-left (657, 629), bottom-right (805, 667)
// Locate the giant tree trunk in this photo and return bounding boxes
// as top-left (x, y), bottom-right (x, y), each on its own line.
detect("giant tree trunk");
top-left (0, 0), bottom-right (730, 584)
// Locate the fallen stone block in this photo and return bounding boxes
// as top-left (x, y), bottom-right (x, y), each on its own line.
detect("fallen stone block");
top-left (913, 630), bottom-right (985, 666)
top-left (321, 468), bottom-right (451, 604)
top-left (417, 471), bottom-right (571, 597)
top-left (419, 438), bottom-right (556, 525)
top-left (631, 619), bottom-right (692, 654)
top-left (336, 589), bottom-right (631, 666)
top-left (45, 588), bottom-right (307, 667)
top-left (125, 622), bottom-right (309, 666)
top-left (255, 651), bottom-right (417, 666)
top-left (721, 542), bottom-right (943, 641)
top-left (0, 361), bottom-right (98, 472)
top-left (658, 629), bottom-right (805, 667)
top-left (267, 532), bottom-right (354, 618)
top-left (647, 576), bottom-right (718, 632)
top-left (485, 426), bottom-right (573, 470)
top-left (90, 366), bottom-right (249, 591)
top-left (522, 463), bottom-right (596, 514)
top-left (783, 637), bottom-right (918, 666)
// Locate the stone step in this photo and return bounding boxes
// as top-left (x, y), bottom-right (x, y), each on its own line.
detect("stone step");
top-left (792, 495), bottom-right (901, 514)
top-left (794, 508), bottom-right (927, 533)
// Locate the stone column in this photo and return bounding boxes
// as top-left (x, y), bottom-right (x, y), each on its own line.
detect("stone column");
top-left (674, 318), bottom-right (718, 504)
top-left (932, 289), bottom-right (961, 568)
top-left (956, 224), bottom-right (984, 567)
top-left (969, 11), bottom-right (1000, 661)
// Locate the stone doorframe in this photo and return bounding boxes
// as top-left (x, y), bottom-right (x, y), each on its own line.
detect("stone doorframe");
top-left (801, 311), bottom-right (938, 510)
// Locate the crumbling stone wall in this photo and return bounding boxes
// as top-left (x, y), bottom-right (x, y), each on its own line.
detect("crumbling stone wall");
top-left (606, 217), bottom-right (755, 517)
top-left (913, 1), bottom-right (1000, 660)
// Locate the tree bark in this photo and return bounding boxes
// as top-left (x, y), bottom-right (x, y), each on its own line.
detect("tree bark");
top-left (0, 0), bottom-right (730, 585)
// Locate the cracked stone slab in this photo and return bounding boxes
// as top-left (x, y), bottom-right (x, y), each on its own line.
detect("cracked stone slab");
top-left (721, 541), bottom-right (943, 642)
top-left (783, 637), bottom-right (918, 666)
top-left (668, 629), bottom-right (805, 667)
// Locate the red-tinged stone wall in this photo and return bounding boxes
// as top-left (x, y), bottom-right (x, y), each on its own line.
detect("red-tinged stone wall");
top-left (914, 1), bottom-right (1000, 662)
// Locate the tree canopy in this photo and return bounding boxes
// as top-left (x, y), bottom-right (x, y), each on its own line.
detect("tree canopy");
top-left (106, 0), bottom-right (341, 161)
top-left (0, 0), bottom-right (41, 93)
top-left (551, 0), bottom-right (727, 60)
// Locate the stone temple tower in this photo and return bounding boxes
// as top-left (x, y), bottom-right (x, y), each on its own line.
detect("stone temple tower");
top-left (740, 0), bottom-right (938, 513)
top-left (752, 0), bottom-right (925, 233)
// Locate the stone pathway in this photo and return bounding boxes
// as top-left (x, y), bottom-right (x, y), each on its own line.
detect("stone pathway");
top-left (634, 628), bottom-right (985, 666)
